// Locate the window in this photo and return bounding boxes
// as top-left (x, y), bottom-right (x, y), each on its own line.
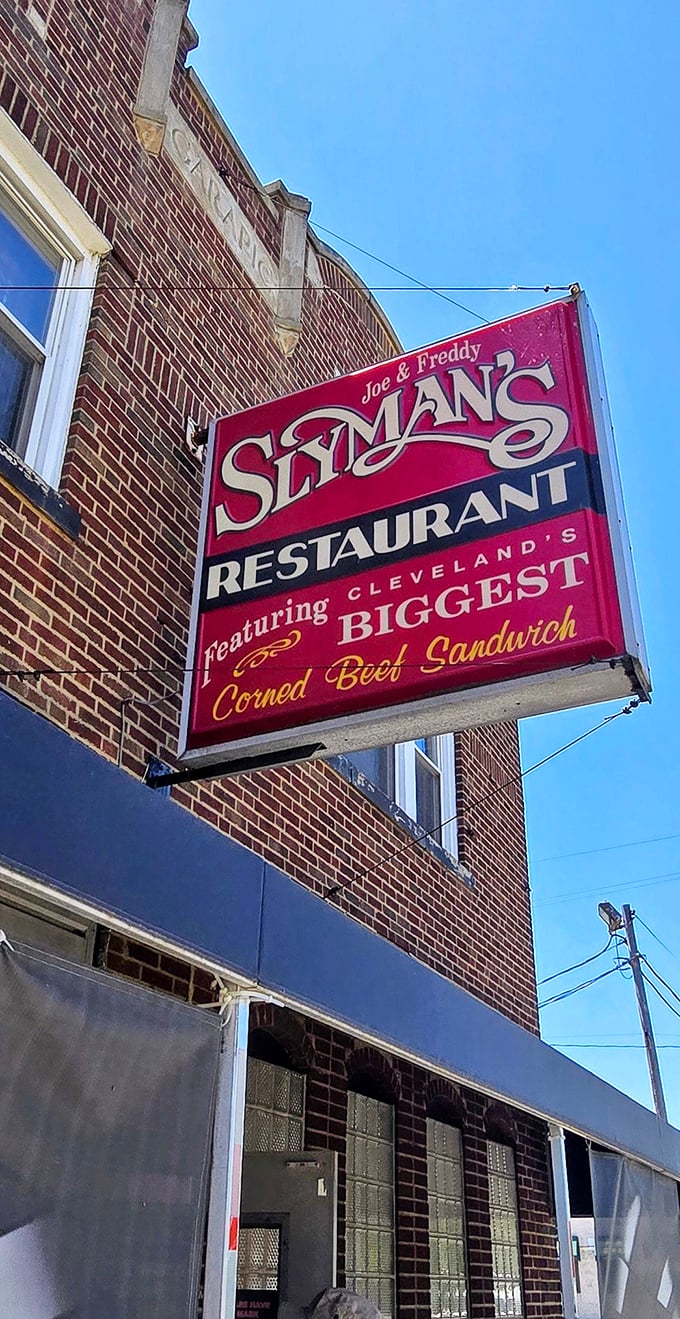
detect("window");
top-left (487, 1141), bottom-right (524, 1318)
top-left (243, 1057), bottom-right (305, 1153)
top-left (345, 1092), bottom-right (395, 1319)
top-left (0, 881), bottom-right (95, 964)
top-left (348, 734), bottom-right (458, 858)
top-left (0, 107), bottom-right (109, 487)
top-left (395, 735), bottom-right (458, 857)
top-left (347, 745), bottom-right (394, 800)
top-left (428, 1120), bottom-right (469, 1319)
top-left (237, 1224), bottom-right (281, 1292)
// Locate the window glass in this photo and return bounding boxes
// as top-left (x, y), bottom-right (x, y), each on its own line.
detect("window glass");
top-left (428, 1119), bottom-right (468, 1319)
top-left (237, 1224), bottom-right (280, 1291)
top-left (487, 1141), bottom-right (524, 1318)
top-left (243, 1057), bottom-right (305, 1153)
top-left (0, 198), bottom-right (60, 344)
top-left (415, 741), bottom-right (443, 843)
top-left (347, 736), bottom-right (458, 858)
top-left (0, 321), bottom-right (35, 450)
top-left (347, 746), bottom-right (394, 798)
top-left (345, 1092), bottom-right (395, 1319)
top-left (0, 194), bottom-right (63, 463)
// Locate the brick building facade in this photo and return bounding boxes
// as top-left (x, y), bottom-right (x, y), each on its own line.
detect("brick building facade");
top-left (1, 3), bottom-right (676, 1318)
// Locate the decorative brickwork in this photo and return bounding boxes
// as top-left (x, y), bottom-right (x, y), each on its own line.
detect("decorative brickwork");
top-left (345, 1045), bottom-right (402, 1101)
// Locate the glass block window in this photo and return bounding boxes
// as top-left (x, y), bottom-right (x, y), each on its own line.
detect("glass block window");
top-left (427, 1120), bottom-right (468, 1319)
top-left (237, 1225), bottom-right (280, 1290)
top-left (345, 1092), bottom-right (395, 1319)
top-left (487, 1142), bottom-right (524, 1318)
top-left (244, 1057), bottom-right (305, 1153)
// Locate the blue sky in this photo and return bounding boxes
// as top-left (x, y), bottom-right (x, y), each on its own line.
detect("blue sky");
top-left (188, 1), bottom-right (680, 1121)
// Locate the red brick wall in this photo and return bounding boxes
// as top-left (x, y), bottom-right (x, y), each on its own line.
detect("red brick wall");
top-left (0, 0), bottom-right (538, 1031)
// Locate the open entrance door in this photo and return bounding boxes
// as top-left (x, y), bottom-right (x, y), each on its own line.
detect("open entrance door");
top-left (237, 1151), bottom-right (337, 1318)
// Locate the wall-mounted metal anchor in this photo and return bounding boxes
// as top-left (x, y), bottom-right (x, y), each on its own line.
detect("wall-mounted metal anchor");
top-left (185, 417), bottom-right (209, 459)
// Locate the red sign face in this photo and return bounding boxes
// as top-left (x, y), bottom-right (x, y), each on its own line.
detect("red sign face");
top-left (180, 295), bottom-right (648, 765)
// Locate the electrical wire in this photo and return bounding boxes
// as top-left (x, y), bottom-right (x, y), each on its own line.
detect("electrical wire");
top-left (640, 958), bottom-right (680, 1009)
top-left (538, 964), bottom-right (619, 1009)
top-left (641, 971), bottom-right (680, 1023)
top-left (310, 223), bottom-right (491, 323)
top-left (323, 698), bottom-right (640, 900)
top-left (0, 275), bottom-right (570, 295)
top-left (159, 158), bottom-right (568, 311)
top-left (536, 868), bottom-right (680, 908)
top-left (533, 831), bottom-right (680, 864)
top-left (0, 652), bottom-right (652, 681)
top-left (548, 1029), bottom-right (680, 1039)
top-left (549, 1041), bottom-right (680, 1050)
top-left (537, 934), bottom-right (614, 986)
top-left (636, 916), bottom-right (680, 964)
top-left (614, 932), bottom-right (632, 979)
top-left (0, 280), bottom-right (565, 297)
top-left (311, 220), bottom-right (569, 295)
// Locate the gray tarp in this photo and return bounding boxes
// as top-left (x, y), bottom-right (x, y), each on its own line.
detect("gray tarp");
top-left (0, 941), bottom-right (221, 1318)
top-left (591, 1149), bottom-right (680, 1318)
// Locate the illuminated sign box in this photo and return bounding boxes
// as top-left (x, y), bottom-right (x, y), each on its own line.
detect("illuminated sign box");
top-left (179, 292), bottom-right (650, 770)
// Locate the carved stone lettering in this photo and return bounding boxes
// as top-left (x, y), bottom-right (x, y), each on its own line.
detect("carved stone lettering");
top-left (164, 103), bottom-right (279, 310)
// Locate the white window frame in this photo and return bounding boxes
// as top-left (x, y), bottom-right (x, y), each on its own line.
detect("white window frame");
top-left (0, 107), bottom-right (110, 488)
top-left (394, 734), bottom-right (458, 857)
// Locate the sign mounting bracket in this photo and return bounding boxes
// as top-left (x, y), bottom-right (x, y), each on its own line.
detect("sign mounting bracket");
top-left (145, 744), bottom-right (326, 789)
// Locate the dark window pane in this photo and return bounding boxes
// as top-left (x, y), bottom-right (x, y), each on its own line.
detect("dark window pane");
top-left (0, 203), bottom-right (60, 343)
top-left (0, 323), bottom-right (35, 451)
top-left (415, 750), bottom-right (442, 842)
top-left (347, 746), bottom-right (394, 798)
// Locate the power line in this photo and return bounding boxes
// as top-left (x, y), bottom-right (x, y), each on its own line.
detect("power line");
top-left (533, 831), bottom-right (680, 864)
top-left (177, 160), bottom-right (569, 313)
top-left (636, 915), bottom-right (680, 964)
top-left (536, 868), bottom-right (680, 908)
top-left (641, 972), bottom-right (680, 1023)
top-left (0, 655), bottom-right (646, 680)
top-left (538, 964), bottom-right (619, 1009)
top-left (549, 1030), bottom-right (680, 1039)
top-left (614, 931), bottom-right (633, 979)
top-left (640, 958), bottom-right (680, 1010)
top-left (0, 280), bottom-right (565, 298)
top-left (323, 699), bottom-right (640, 900)
top-left (309, 220), bottom-right (569, 302)
top-left (537, 934), bottom-right (613, 986)
top-left (549, 1041), bottom-right (680, 1050)
top-left (311, 223), bottom-right (490, 323)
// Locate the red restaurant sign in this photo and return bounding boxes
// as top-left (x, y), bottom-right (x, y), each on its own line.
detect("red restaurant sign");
top-left (179, 292), bottom-right (650, 769)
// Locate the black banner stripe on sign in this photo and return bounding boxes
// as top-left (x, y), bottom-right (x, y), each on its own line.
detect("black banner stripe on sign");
top-left (200, 448), bottom-right (605, 611)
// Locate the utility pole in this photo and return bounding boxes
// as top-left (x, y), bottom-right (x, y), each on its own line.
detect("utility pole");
top-left (598, 901), bottom-right (668, 1123)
